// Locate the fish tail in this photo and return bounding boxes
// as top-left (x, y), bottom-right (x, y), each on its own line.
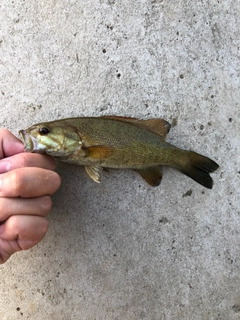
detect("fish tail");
top-left (179, 151), bottom-right (219, 189)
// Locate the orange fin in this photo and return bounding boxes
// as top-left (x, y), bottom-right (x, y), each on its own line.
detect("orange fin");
top-left (85, 145), bottom-right (113, 159)
top-left (101, 115), bottom-right (171, 140)
top-left (134, 166), bottom-right (163, 187)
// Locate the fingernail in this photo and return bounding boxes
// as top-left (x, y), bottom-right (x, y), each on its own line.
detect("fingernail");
top-left (0, 160), bottom-right (10, 174)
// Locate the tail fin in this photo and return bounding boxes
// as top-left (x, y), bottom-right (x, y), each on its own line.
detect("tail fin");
top-left (180, 151), bottom-right (219, 189)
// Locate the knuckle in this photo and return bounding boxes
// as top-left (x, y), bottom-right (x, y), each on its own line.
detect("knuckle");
top-left (40, 219), bottom-right (49, 235)
top-left (40, 196), bottom-right (52, 215)
top-left (0, 129), bottom-right (11, 136)
top-left (15, 153), bottom-right (31, 168)
top-left (46, 172), bottom-right (61, 194)
top-left (0, 199), bottom-right (9, 221)
top-left (7, 215), bottom-right (20, 233)
top-left (45, 155), bottom-right (56, 170)
top-left (54, 173), bottom-right (61, 190)
top-left (0, 199), bottom-right (5, 216)
top-left (9, 170), bottom-right (25, 196)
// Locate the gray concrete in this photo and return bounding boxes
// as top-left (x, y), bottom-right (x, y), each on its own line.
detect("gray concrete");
top-left (0, 1), bottom-right (239, 319)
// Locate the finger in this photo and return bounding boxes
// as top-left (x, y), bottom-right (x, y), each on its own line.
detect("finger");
top-left (0, 168), bottom-right (61, 198)
top-left (0, 152), bottom-right (56, 174)
top-left (0, 129), bottom-right (24, 158)
top-left (0, 238), bottom-right (21, 264)
top-left (0, 196), bottom-right (52, 221)
top-left (0, 215), bottom-right (49, 249)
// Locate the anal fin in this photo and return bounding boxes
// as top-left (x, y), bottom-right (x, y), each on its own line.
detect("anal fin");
top-left (85, 166), bottom-right (102, 183)
top-left (134, 166), bottom-right (163, 187)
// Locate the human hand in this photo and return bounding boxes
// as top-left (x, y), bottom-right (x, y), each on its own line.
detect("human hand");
top-left (0, 129), bottom-right (61, 264)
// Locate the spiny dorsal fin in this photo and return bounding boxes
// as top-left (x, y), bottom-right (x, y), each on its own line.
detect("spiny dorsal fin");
top-left (101, 115), bottom-right (139, 121)
top-left (101, 116), bottom-right (171, 140)
top-left (134, 166), bottom-right (163, 187)
top-left (85, 166), bottom-right (102, 183)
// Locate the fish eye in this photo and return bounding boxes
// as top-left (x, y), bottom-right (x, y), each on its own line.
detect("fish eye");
top-left (39, 127), bottom-right (50, 135)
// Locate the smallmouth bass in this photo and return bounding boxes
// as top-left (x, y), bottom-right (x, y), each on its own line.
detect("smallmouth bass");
top-left (19, 116), bottom-right (219, 189)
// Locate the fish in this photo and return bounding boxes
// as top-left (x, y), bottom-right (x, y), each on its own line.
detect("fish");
top-left (19, 116), bottom-right (219, 189)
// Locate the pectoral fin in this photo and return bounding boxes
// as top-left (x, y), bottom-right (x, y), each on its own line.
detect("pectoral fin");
top-left (101, 116), bottom-right (171, 140)
top-left (134, 166), bottom-right (163, 187)
top-left (85, 166), bottom-right (103, 183)
top-left (85, 145), bottom-right (113, 159)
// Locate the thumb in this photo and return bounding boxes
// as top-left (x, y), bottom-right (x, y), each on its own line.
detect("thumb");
top-left (0, 129), bottom-right (24, 159)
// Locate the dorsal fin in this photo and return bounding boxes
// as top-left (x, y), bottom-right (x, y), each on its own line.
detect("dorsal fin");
top-left (136, 119), bottom-right (171, 139)
top-left (101, 116), bottom-right (171, 140)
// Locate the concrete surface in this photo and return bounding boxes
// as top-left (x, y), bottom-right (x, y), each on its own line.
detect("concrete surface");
top-left (0, 0), bottom-right (239, 319)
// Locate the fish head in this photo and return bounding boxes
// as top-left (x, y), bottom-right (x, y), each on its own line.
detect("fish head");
top-left (19, 122), bottom-right (82, 157)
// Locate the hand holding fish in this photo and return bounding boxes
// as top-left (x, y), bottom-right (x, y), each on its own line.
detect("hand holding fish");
top-left (0, 129), bottom-right (61, 264)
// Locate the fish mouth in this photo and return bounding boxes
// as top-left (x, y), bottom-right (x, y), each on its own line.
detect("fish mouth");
top-left (19, 130), bottom-right (41, 153)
